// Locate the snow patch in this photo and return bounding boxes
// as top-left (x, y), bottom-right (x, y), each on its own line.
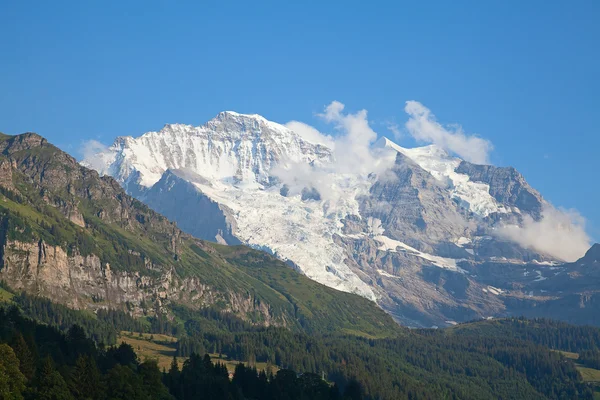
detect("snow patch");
top-left (486, 286), bottom-right (505, 295)
top-left (377, 269), bottom-right (399, 279)
top-left (374, 235), bottom-right (465, 273)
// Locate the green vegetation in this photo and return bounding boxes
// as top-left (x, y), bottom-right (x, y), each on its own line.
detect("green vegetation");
top-left (0, 286), bottom-right (13, 302)
top-left (7, 295), bottom-right (600, 399)
top-left (446, 317), bottom-right (600, 352)
top-left (579, 367), bottom-right (600, 383)
top-left (0, 307), bottom-right (352, 400)
top-left (117, 332), bottom-right (182, 370)
top-left (117, 331), bottom-right (277, 374)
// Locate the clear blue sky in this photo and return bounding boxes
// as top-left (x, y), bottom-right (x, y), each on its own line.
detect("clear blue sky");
top-left (1, 1), bottom-right (598, 238)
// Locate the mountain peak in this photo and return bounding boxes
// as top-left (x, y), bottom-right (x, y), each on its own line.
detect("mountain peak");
top-left (580, 243), bottom-right (600, 264)
top-left (220, 110), bottom-right (266, 120)
top-left (84, 112), bottom-right (330, 189)
top-left (0, 132), bottom-right (59, 159)
top-left (203, 110), bottom-right (285, 135)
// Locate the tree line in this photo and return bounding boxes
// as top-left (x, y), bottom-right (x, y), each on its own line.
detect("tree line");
top-left (0, 307), bottom-right (359, 400)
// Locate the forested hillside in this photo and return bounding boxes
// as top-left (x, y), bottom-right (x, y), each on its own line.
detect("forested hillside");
top-left (2, 291), bottom-right (599, 400)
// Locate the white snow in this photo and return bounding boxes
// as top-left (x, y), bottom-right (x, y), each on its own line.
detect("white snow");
top-left (83, 112), bottom-right (332, 189)
top-left (455, 237), bottom-right (472, 246)
top-left (377, 269), bottom-right (399, 279)
top-left (374, 235), bottom-right (465, 273)
top-left (532, 260), bottom-right (558, 266)
top-left (486, 286), bottom-right (505, 295)
top-left (534, 270), bottom-right (547, 282)
top-left (189, 173), bottom-right (378, 301)
top-left (83, 111), bottom-right (380, 300)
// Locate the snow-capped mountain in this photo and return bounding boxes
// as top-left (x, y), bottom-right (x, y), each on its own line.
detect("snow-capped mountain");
top-left (83, 111), bottom-right (596, 327)
top-left (89, 111), bottom-right (331, 190)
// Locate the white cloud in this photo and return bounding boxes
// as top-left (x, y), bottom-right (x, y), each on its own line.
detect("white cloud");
top-left (317, 101), bottom-right (393, 176)
top-left (284, 120), bottom-right (336, 149)
top-left (497, 204), bottom-right (590, 262)
top-left (386, 122), bottom-right (403, 140)
top-left (276, 101), bottom-right (396, 207)
top-left (78, 139), bottom-right (109, 171)
top-left (404, 101), bottom-right (493, 164)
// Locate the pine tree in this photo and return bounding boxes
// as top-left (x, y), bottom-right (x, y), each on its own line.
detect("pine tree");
top-left (34, 357), bottom-right (74, 400)
top-left (0, 344), bottom-right (26, 400)
top-left (70, 355), bottom-right (103, 400)
top-left (166, 355), bottom-right (182, 399)
top-left (10, 333), bottom-right (35, 380)
top-left (139, 360), bottom-right (172, 400)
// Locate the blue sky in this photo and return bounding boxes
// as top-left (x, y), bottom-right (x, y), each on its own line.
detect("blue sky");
top-left (0, 1), bottom-right (598, 239)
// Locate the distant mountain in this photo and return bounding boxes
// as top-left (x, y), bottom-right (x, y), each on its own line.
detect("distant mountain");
top-left (0, 132), bottom-right (397, 337)
top-left (83, 112), bottom-right (598, 327)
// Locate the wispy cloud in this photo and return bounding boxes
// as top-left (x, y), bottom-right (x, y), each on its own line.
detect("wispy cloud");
top-left (404, 101), bottom-right (493, 164)
top-left (79, 139), bottom-right (109, 171)
top-left (284, 120), bottom-right (336, 149)
top-left (497, 204), bottom-right (590, 262)
top-left (277, 101), bottom-right (395, 206)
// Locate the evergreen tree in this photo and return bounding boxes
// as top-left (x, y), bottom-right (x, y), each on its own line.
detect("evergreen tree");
top-left (0, 344), bottom-right (26, 400)
top-left (70, 355), bottom-right (104, 400)
top-left (10, 333), bottom-right (35, 380)
top-left (34, 358), bottom-right (74, 400)
top-left (165, 356), bottom-right (182, 399)
top-left (104, 364), bottom-right (146, 400)
top-left (138, 360), bottom-right (173, 400)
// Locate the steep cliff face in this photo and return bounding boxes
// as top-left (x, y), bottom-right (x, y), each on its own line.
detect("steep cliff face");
top-left (83, 111), bottom-right (332, 188)
top-left (3, 239), bottom-right (212, 315)
top-left (455, 161), bottom-right (543, 220)
top-left (0, 132), bottom-right (398, 336)
top-left (141, 170), bottom-right (240, 245)
top-left (361, 152), bottom-right (470, 251)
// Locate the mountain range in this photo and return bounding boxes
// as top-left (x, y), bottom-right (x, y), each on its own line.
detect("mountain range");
top-left (81, 111), bottom-right (600, 327)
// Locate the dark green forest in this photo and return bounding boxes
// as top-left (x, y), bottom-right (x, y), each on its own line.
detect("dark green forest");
top-left (2, 290), bottom-right (600, 399)
top-left (0, 306), bottom-right (357, 400)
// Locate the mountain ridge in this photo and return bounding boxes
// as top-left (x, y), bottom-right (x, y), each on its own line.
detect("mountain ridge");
top-left (82, 112), bottom-right (598, 327)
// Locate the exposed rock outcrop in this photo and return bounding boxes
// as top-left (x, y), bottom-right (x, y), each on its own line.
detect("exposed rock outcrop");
top-left (455, 161), bottom-right (543, 220)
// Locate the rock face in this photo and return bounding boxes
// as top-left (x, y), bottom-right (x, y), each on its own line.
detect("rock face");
top-left (1, 239), bottom-right (231, 317)
top-left (87, 111), bottom-right (332, 189)
top-left (82, 112), bottom-right (597, 327)
top-left (455, 161), bottom-right (543, 219)
top-left (361, 152), bottom-right (470, 251)
top-left (142, 170), bottom-right (240, 245)
top-left (580, 243), bottom-right (600, 264)
top-left (0, 132), bottom-right (398, 336)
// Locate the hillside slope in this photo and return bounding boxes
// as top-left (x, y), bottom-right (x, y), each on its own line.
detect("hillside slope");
top-left (0, 132), bottom-right (397, 337)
